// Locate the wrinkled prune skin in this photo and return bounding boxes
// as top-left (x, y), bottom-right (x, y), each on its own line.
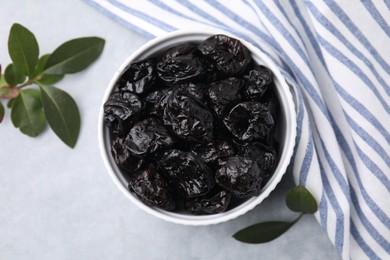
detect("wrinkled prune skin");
top-left (117, 59), bottom-right (156, 94)
top-left (157, 43), bottom-right (208, 83)
top-left (223, 101), bottom-right (274, 141)
top-left (177, 82), bottom-right (206, 101)
top-left (162, 89), bottom-right (214, 143)
top-left (111, 136), bottom-right (145, 174)
top-left (198, 34), bottom-right (251, 76)
top-left (215, 156), bottom-right (263, 198)
top-left (195, 141), bottom-right (236, 166)
top-left (124, 118), bottom-right (173, 157)
top-left (243, 65), bottom-right (273, 100)
top-left (159, 150), bottom-right (214, 198)
top-left (185, 189), bottom-right (231, 215)
top-left (144, 89), bottom-right (169, 115)
top-left (130, 167), bottom-right (175, 210)
top-left (239, 142), bottom-right (277, 177)
top-left (207, 77), bottom-right (242, 117)
top-left (104, 91), bottom-right (142, 129)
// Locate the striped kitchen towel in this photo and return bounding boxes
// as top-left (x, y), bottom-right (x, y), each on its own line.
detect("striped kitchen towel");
top-left (85, 0), bottom-right (390, 259)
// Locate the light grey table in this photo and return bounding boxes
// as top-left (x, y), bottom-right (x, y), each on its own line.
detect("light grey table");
top-left (0, 1), bottom-right (340, 259)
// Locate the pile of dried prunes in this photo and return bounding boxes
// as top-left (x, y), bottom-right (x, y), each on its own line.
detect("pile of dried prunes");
top-left (104, 34), bottom-right (279, 215)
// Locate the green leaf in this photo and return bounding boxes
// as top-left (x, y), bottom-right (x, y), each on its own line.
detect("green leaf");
top-left (10, 89), bottom-right (45, 137)
top-left (31, 54), bottom-right (50, 79)
top-left (32, 54), bottom-right (65, 84)
top-left (286, 185), bottom-right (318, 214)
top-left (44, 37), bottom-right (105, 75)
top-left (0, 101), bottom-right (4, 123)
top-left (8, 23), bottom-right (39, 77)
top-left (39, 84), bottom-right (80, 148)
top-left (38, 74), bottom-right (64, 85)
top-left (4, 64), bottom-right (26, 86)
top-left (233, 220), bottom-right (296, 244)
top-left (7, 98), bottom-right (15, 108)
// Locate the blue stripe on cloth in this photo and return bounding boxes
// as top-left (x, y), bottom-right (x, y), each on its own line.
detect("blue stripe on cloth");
top-left (386, 0), bottom-right (390, 11)
top-left (148, 0), bottom-right (265, 51)
top-left (289, 1), bottom-right (326, 67)
top-left (288, 1), bottom-right (390, 173)
top-left (350, 187), bottom-right (390, 253)
top-left (176, 0), bottom-right (230, 29)
top-left (319, 192), bottom-right (328, 231)
top-left (299, 135), bottom-right (313, 185)
top-left (147, 0), bottom-right (228, 33)
top-left (350, 221), bottom-right (381, 260)
top-left (354, 144), bottom-right (390, 192)
top-left (251, 1), bottom-right (312, 68)
top-left (249, 1), bottom-right (332, 120)
top-left (319, 160), bottom-right (345, 254)
top-left (334, 82), bottom-right (390, 145)
top-left (319, 138), bottom-right (351, 203)
top-left (279, 2), bottom-right (378, 195)
top-left (305, 2), bottom-right (390, 96)
top-left (344, 114), bottom-right (390, 167)
top-left (289, 3), bottom-right (390, 203)
top-left (331, 114), bottom-right (390, 229)
top-left (291, 88), bottom-right (306, 178)
top-left (83, 0), bottom-right (155, 38)
top-left (107, 0), bottom-right (176, 32)
top-left (322, 0), bottom-right (390, 74)
top-left (317, 35), bottom-right (390, 113)
top-left (361, 0), bottom-right (390, 38)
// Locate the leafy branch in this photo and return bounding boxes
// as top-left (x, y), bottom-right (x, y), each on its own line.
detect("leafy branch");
top-left (233, 185), bottom-right (318, 243)
top-left (0, 23), bottom-right (105, 148)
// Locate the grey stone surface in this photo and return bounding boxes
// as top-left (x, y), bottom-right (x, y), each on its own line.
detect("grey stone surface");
top-left (0, 0), bottom-right (340, 259)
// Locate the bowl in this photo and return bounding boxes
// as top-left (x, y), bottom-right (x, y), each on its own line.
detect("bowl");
top-left (98, 29), bottom-right (297, 225)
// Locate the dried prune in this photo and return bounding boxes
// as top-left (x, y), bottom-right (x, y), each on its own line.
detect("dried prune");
top-left (144, 88), bottom-right (169, 115)
top-left (198, 34), bottom-right (251, 76)
top-left (157, 43), bottom-right (207, 83)
top-left (111, 136), bottom-right (145, 173)
top-left (223, 101), bottom-right (274, 141)
top-left (215, 156), bottom-right (263, 198)
top-left (195, 141), bottom-right (235, 166)
top-left (130, 167), bottom-right (175, 210)
top-left (104, 91), bottom-right (142, 129)
top-left (177, 82), bottom-right (206, 101)
top-left (239, 142), bottom-right (277, 176)
top-left (162, 89), bottom-right (214, 143)
top-left (116, 59), bottom-right (156, 94)
top-left (185, 189), bottom-right (231, 215)
top-left (124, 118), bottom-right (174, 157)
top-left (159, 150), bottom-right (214, 198)
top-left (207, 77), bottom-right (242, 117)
top-left (243, 65), bottom-right (273, 100)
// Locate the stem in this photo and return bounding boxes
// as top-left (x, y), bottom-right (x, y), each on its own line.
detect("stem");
top-left (18, 77), bottom-right (39, 88)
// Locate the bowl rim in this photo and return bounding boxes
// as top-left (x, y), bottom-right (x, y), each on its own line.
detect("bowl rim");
top-left (98, 28), bottom-right (297, 225)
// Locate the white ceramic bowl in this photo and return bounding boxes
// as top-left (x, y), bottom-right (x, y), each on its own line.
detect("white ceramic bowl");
top-left (98, 29), bottom-right (296, 225)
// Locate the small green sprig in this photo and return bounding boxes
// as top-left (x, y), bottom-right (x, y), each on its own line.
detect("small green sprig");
top-left (233, 185), bottom-right (318, 243)
top-left (0, 23), bottom-right (105, 148)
